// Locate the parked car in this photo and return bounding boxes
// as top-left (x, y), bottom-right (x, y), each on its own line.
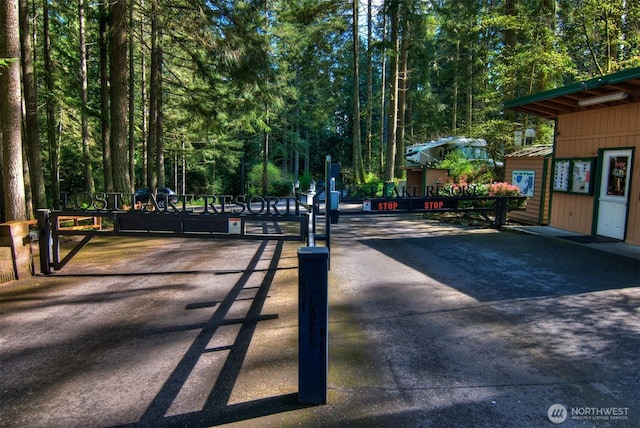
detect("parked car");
top-left (135, 187), bottom-right (178, 205)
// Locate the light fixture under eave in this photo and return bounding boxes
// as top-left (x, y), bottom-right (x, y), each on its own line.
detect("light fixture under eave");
top-left (578, 92), bottom-right (629, 106)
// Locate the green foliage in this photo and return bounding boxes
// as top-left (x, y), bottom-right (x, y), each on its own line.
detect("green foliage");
top-left (58, 143), bottom-right (85, 193)
top-left (435, 150), bottom-right (476, 183)
top-left (15, 0), bottom-right (640, 205)
top-left (0, 57), bottom-right (20, 70)
top-left (297, 171), bottom-right (315, 192)
top-left (247, 162), bottom-right (293, 196)
top-left (364, 172), bottom-right (381, 184)
top-left (185, 167), bottom-right (210, 195)
top-left (436, 148), bottom-right (504, 185)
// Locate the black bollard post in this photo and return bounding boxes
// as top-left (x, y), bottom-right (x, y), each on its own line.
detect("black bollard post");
top-left (298, 246), bottom-right (329, 405)
top-left (495, 196), bottom-right (508, 229)
top-left (37, 209), bottom-right (52, 275)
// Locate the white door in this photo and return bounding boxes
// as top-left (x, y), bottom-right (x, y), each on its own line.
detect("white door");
top-left (597, 149), bottom-right (633, 240)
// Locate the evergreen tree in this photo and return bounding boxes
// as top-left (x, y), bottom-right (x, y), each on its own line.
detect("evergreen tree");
top-left (1, 0), bottom-right (27, 220)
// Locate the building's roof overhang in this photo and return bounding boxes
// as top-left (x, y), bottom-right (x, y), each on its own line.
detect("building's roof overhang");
top-left (505, 145), bottom-right (553, 158)
top-left (505, 67), bottom-right (640, 119)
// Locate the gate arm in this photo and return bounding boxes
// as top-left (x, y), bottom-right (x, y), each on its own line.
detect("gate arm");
top-left (53, 233), bottom-right (95, 271)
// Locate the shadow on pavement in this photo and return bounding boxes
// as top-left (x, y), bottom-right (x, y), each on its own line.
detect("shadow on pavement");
top-left (115, 240), bottom-right (310, 428)
top-left (359, 232), bottom-right (640, 302)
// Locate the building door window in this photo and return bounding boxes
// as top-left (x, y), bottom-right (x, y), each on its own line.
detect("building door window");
top-left (597, 149), bottom-right (633, 240)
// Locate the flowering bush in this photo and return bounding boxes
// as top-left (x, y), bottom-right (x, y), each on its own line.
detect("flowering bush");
top-left (485, 182), bottom-right (523, 197)
top-left (485, 182), bottom-right (525, 209)
top-left (435, 180), bottom-right (525, 210)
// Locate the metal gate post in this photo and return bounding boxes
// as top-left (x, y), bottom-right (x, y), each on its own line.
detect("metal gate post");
top-left (325, 155), bottom-right (331, 254)
top-left (494, 197), bottom-right (508, 228)
top-left (297, 246), bottom-right (329, 405)
top-left (37, 209), bottom-right (52, 275)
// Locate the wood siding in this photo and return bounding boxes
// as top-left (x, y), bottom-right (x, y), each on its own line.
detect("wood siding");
top-left (553, 102), bottom-right (640, 244)
top-left (505, 156), bottom-right (551, 224)
top-left (405, 168), bottom-right (449, 196)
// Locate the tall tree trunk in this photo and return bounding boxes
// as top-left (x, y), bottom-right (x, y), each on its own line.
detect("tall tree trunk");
top-left (262, 123), bottom-right (269, 195)
top-left (110, 0), bottom-right (131, 194)
top-left (384, 0), bottom-right (399, 181)
top-left (467, 45), bottom-right (473, 134)
top-left (261, 0), bottom-right (270, 195)
top-left (140, 2), bottom-right (147, 187)
top-left (79, 0), bottom-right (95, 194)
top-left (100, 0), bottom-right (112, 192)
top-left (147, 0), bottom-right (159, 190)
top-left (128, 0), bottom-right (135, 185)
top-left (22, 141), bottom-right (33, 217)
top-left (0, 120), bottom-right (4, 222)
top-left (365, 0), bottom-right (373, 174)
top-left (352, 0), bottom-right (364, 184)
top-left (502, 0), bottom-right (516, 121)
top-left (156, 33), bottom-right (164, 188)
top-left (304, 129), bottom-right (310, 174)
top-left (452, 38), bottom-right (459, 134)
top-left (19, 0), bottom-right (46, 214)
top-left (379, 2), bottom-right (387, 176)
top-left (1, 0), bottom-right (27, 221)
top-left (395, 17), bottom-right (409, 179)
top-left (43, 0), bottom-right (60, 208)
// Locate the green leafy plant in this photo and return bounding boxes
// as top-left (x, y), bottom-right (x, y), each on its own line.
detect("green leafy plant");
top-left (297, 171), bottom-right (315, 192)
top-left (247, 162), bottom-right (294, 196)
top-left (436, 149), bottom-right (475, 182)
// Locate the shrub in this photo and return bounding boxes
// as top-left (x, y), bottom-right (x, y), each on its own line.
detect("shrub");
top-left (485, 182), bottom-right (522, 197)
top-left (436, 149), bottom-right (475, 182)
top-left (247, 162), bottom-right (294, 196)
top-left (297, 171), bottom-right (315, 192)
top-left (485, 182), bottom-right (525, 209)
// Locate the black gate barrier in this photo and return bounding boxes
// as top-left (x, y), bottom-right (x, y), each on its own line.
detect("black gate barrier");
top-left (37, 208), bottom-right (309, 275)
top-left (344, 195), bottom-right (526, 229)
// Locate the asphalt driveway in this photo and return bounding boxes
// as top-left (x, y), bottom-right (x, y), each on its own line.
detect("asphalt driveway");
top-left (0, 214), bottom-right (638, 427)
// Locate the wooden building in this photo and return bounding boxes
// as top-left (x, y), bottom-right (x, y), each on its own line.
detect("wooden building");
top-left (506, 67), bottom-right (640, 246)
top-left (404, 167), bottom-right (449, 196)
top-left (504, 145), bottom-right (553, 225)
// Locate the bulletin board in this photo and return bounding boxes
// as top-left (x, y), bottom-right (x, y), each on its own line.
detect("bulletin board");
top-left (553, 159), bottom-right (570, 192)
top-left (553, 158), bottom-right (595, 195)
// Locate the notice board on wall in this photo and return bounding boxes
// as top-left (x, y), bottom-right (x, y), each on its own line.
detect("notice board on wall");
top-left (553, 158), bottom-right (595, 195)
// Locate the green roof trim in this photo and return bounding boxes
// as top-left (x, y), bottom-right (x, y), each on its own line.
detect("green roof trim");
top-left (504, 67), bottom-right (640, 109)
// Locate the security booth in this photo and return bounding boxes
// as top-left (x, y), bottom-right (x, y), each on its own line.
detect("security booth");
top-left (504, 145), bottom-right (553, 225)
top-left (505, 67), bottom-right (640, 245)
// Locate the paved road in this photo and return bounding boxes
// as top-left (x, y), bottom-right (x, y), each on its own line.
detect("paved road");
top-left (1, 214), bottom-right (638, 427)
top-left (329, 215), bottom-right (640, 427)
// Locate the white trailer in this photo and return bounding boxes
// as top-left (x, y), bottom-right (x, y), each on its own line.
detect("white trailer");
top-left (404, 136), bottom-right (502, 167)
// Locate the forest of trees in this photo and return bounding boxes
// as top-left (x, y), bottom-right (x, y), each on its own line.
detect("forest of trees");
top-left (1, 0), bottom-right (639, 221)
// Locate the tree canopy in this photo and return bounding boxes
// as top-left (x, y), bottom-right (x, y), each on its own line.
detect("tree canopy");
top-left (1, 0), bottom-right (638, 220)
